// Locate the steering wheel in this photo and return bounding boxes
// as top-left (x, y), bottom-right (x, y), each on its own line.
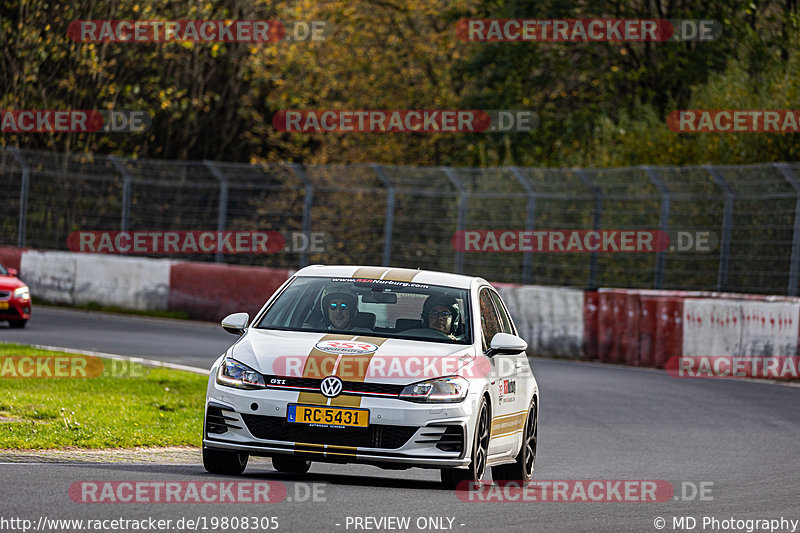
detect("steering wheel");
top-left (400, 327), bottom-right (452, 340)
top-left (428, 328), bottom-right (453, 339)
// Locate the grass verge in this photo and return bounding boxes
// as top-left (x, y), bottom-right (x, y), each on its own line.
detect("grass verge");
top-left (0, 344), bottom-right (206, 449)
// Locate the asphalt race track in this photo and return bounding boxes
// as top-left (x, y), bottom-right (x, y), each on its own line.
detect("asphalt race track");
top-left (0, 306), bottom-right (233, 369)
top-left (1, 307), bottom-right (799, 532)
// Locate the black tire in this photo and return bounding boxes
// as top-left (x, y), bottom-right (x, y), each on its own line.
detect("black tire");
top-left (491, 401), bottom-right (537, 483)
top-left (202, 446), bottom-right (248, 475)
top-left (271, 455), bottom-right (311, 473)
top-left (8, 320), bottom-right (27, 329)
top-left (441, 398), bottom-right (490, 490)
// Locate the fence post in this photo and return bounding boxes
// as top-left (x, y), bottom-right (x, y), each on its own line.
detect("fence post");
top-left (8, 148), bottom-right (30, 248)
top-left (109, 156), bottom-right (132, 235)
top-left (642, 165), bottom-right (670, 289)
top-left (775, 163), bottom-right (800, 296)
top-left (204, 161), bottom-right (229, 264)
top-left (442, 167), bottom-right (467, 274)
top-left (289, 163), bottom-right (313, 268)
top-left (704, 165), bottom-right (733, 292)
top-left (574, 168), bottom-right (601, 290)
top-left (510, 167), bottom-right (536, 285)
top-left (371, 164), bottom-right (395, 267)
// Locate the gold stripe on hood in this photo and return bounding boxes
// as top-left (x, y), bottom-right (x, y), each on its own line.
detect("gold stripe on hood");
top-left (329, 336), bottom-right (388, 407)
top-left (350, 267), bottom-right (420, 282)
top-left (381, 268), bottom-right (420, 282)
top-left (352, 267), bottom-right (389, 279)
top-left (297, 333), bottom-right (353, 405)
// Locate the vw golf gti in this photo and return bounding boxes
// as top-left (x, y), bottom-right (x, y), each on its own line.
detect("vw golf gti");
top-left (203, 265), bottom-right (538, 488)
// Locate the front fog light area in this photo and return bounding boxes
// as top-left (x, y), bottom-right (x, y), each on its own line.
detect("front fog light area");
top-left (399, 376), bottom-right (469, 403)
top-left (216, 358), bottom-right (266, 389)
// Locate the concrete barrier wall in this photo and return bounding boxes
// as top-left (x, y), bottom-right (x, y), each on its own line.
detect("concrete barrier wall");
top-left (683, 299), bottom-right (744, 356)
top-left (20, 250), bottom-right (78, 305)
top-left (168, 262), bottom-right (291, 321)
top-left (498, 285), bottom-right (585, 359)
top-left (683, 299), bottom-right (800, 357)
top-left (19, 250), bottom-right (172, 310)
top-left (587, 290), bottom-right (800, 367)
top-left (7, 246), bottom-right (800, 367)
top-left (72, 254), bottom-right (172, 311)
top-left (739, 301), bottom-right (800, 356)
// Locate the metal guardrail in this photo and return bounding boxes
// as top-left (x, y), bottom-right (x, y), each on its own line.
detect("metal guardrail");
top-left (1, 147), bottom-right (799, 295)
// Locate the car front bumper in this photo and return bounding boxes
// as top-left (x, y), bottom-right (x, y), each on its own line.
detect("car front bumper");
top-left (204, 381), bottom-right (480, 469)
top-left (0, 295), bottom-right (31, 321)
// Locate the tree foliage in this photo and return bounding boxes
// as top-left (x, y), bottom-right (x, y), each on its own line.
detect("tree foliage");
top-left (1, 0), bottom-right (798, 166)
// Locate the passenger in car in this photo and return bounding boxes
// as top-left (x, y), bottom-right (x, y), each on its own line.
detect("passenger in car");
top-left (421, 295), bottom-right (460, 339)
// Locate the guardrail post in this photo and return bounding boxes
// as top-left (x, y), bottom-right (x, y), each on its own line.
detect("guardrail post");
top-left (704, 165), bottom-right (734, 292)
top-left (204, 161), bottom-right (229, 264)
top-left (109, 156), bottom-right (132, 236)
top-left (371, 164), bottom-right (395, 267)
top-left (289, 164), bottom-right (313, 268)
top-left (775, 163), bottom-right (800, 296)
top-left (574, 169), bottom-right (601, 290)
top-left (8, 148), bottom-right (30, 248)
top-left (442, 167), bottom-right (467, 274)
top-left (642, 165), bottom-right (671, 289)
top-left (510, 167), bottom-right (536, 285)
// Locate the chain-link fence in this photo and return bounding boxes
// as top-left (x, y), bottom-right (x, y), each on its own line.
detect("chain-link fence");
top-left (2, 146), bottom-right (800, 295)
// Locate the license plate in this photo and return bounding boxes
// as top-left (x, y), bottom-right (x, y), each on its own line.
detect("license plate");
top-left (287, 404), bottom-right (369, 428)
top-left (0, 302), bottom-right (8, 310)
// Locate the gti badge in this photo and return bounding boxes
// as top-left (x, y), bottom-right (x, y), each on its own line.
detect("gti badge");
top-left (320, 376), bottom-right (343, 398)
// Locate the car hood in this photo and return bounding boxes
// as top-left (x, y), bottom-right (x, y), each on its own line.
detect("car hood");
top-left (0, 275), bottom-right (26, 291)
top-left (228, 329), bottom-right (477, 386)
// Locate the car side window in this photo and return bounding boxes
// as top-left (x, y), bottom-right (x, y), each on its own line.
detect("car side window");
top-left (490, 291), bottom-right (515, 335)
top-left (479, 288), bottom-right (502, 352)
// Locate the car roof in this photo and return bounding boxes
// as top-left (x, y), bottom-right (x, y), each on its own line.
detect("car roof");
top-left (293, 265), bottom-right (485, 289)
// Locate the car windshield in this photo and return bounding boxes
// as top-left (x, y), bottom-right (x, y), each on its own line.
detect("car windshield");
top-left (255, 276), bottom-right (472, 345)
top-left (0, 263), bottom-right (7, 276)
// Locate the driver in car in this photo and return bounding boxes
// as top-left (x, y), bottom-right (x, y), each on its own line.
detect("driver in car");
top-left (323, 292), bottom-right (357, 330)
top-left (422, 295), bottom-right (460, 340)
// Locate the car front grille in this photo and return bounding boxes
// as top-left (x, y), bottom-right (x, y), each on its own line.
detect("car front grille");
top-left (261, 374), bottom-right (405, 398)
top-left (0, 291), bottom-right (10, 300)
top-left (241, 413), bottom-right (417, 449)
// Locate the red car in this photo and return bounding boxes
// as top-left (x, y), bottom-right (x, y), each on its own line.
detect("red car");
top-left (0, 262), bottom-right (31, 328)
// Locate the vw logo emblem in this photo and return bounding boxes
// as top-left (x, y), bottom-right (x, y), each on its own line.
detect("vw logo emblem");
top-left (320, 376), bottom-right (343, 398)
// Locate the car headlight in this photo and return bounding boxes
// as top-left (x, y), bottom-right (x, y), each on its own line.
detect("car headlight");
top-left (399, 376), bottom-right (469, 403)
top-left (13, 287), bottom-right (30, 300)
top-left (216, 358), bottom-right (266, 389)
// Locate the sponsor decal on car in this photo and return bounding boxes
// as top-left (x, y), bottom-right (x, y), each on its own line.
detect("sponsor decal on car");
top-left (314, 340), bottom-right (379, 355)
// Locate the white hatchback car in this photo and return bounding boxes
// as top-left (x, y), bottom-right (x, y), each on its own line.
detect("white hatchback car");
top-left (203, 265), bottom-right (538, 488)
